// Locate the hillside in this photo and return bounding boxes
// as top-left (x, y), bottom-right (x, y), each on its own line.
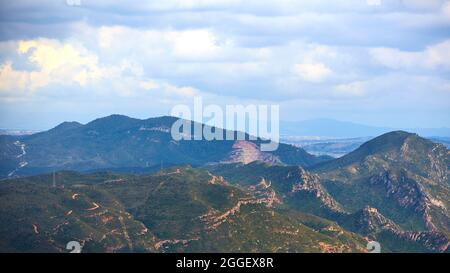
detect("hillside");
top-left (206, 132), bottom-right (450, 252)
top-left (0, 115), bottom-right (330, 179)
top-left (311, 131), bottom-right (449, 234)
top-left (0, 168), bottom-right (367, 253)
top-left (1, 121), bottom-right (449, 253)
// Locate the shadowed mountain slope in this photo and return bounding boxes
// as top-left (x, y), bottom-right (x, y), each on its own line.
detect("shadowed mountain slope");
top-left (0, 115), bottom-right (330, 179)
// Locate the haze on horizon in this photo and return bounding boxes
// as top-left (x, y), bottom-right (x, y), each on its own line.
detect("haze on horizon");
top-left (0, 0), bottom-right (449, 131)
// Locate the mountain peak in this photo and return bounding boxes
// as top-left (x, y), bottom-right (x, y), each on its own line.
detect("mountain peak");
top-left (53, 121), bottom-right (83, 130)
top-left (84, 114), bottom-right (142, 132)
top-left (88, 114), bottom-right (137, 124)
top-left (359, 130), bottom-right (416, 149)
top-left (312, 130), bottom-right (447, 174)
top-left (41, 121), bottom-right (83, 136)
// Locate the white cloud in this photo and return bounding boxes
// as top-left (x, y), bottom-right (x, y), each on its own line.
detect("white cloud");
top-left (424, 40), bottom-right (450, 68)
top-left (0, 38), bottom-right (201, 103)
top-left (0, 39), bottom-right (108, 91)
top-left (402, 0), bottom-right (445, 10)
top-left (0, 1), bottom-right (449, 128)
top-left (443, 1), bottom-right (450, 18)
top-left (293, 62), bottom-right (332, 82)
top-left (162, 84), bottom-right (199, 97)
top-left (139, 80), bottom-right (199, 98)
top-left (168, 29), bottom-right (222, 59)
top-left (334, 81), bottom-right (366, 97)
top-left (97, 26), bottom-right (228, 61)
top-left (139, 80), bottom-right (160, 90)
top-left (370, 40), bottom-right (450, 70)
top-left (0, 62), bottom-right (42, 91)
top-left (369, 48), bottom-right (421, 69)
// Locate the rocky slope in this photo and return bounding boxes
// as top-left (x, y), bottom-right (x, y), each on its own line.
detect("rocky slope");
top-left (1, 128), bottom-right (448, 252)
top-left (207, 132), bottom-right (450, 252)
top-left (313, 131), bottom-right (449, 235)
top-left (207, 162), bottom-right (345, 218)
top-left (0, 168), bottom-right (367, 253)
top-left (341, 206), bottom-right (449, 252)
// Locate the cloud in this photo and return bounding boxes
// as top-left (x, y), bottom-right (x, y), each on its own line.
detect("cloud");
top-left (334, 81), bottom-right (366, 97)
top-left (370, 40), bottom-right (450, 70)
top-left (0, 38), bottom-right (202, 104)
top-left (0, 39), bottom-right (107, 91)
top-left (443, 1), bottom-right (450, 17)
top-left (402, 0), bottom-right (445, 10)
top-left (1, 1), bottom-right (450, 128)
top-left (139, 80), bottom-right (199, 98)
top-left (293, 62), bottom-right (332, 82)
top-left (167, 29), bottom-right (222, 59)
top-left (139, 80), bottom-right (160, 90)
top-left (0, 62), bottom-right (42, 91)
top-left (95, 26), bottom-right (236, 63)
top-left (17, 40), bottom-right (96, 74)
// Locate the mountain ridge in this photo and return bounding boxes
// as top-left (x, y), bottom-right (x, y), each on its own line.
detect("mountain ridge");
top-left (0, 117), bottom-right (448, 252)
top-left (0, 115), bottom-right (330, 179)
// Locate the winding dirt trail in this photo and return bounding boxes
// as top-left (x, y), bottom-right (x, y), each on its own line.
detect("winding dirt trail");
top-left (8, 141), bottom-right (28, 177)
top-left (118, 215), bottom-right (133, 251)
top-left (86, 202), bottom-right (100, 211)
top-left (32, 224), bottom-right (39, 234)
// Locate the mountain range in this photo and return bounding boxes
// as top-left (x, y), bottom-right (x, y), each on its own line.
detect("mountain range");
top-left (281, 119), bottom-right (450, 138)
top-left (208, 131), bottom-right (450, 252)
top-left (0, 115), bottom-right (448, 253)
top-left (0, 115), bottom-right (330, 179)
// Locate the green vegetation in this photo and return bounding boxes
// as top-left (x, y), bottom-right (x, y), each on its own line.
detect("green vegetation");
top-left (0, 130), bottom-right (448, 253)
top-left (0, 167), bottom-right (367, 253)
top-left (0, 115), bottom-right (329, 178)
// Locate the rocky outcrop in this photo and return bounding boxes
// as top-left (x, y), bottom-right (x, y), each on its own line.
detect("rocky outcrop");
top-left (248, 178), bottom-right (282, 208)
top-left (350, 206), bottom-right (402, 235)
top-left (427, 144), bottom-right (448, 184)
top-left (347, 206), bottom-right (449, 252)
top-left (399, 231), bottom-right (449, 252)
top-left (370, 170), bottom-right (437, 231)
top-left (199, 197), bottom-right (268, 230)
top-left (223, 140), bottom-right (282, 165)
top-left (291, 167), bottom-right (344, 213)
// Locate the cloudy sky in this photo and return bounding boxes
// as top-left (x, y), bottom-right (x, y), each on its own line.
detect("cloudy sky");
top-left (0, 0), bottom-right (449, 130)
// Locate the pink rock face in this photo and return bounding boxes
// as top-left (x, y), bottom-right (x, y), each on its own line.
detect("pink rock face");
top-left (223, 140), bottom-right (281, 164)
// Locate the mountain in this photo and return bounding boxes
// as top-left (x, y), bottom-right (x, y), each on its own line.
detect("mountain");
top-left (312, 131), bottom-right (449, 250)
top-left (0, 115), bottom-right (330, 179)
top-left (206, 132), bottom-right (450, 252)
top-left (341, 206), bottom-right (449, 252)
top-left (0, 167), bottom-right (367, 253)
top-left (281, 119), bottom-right (450, 138)
top-left (1, 113), bottom-right (449, 253)
top-left (281, 119), bottom-right (391, 138)
top-left (1, 129), bottom-right (448, 252)
top-left (206, 162), bottom-right (345, 219)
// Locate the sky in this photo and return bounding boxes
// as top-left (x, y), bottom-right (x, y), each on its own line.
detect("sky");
top-left (0, 0), bottom-right (449, 130)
